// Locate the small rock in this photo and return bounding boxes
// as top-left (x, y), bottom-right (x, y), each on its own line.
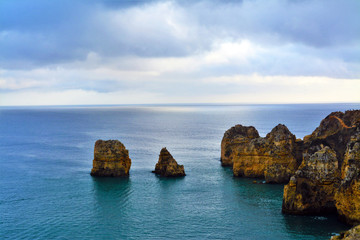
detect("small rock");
top-left (152, 148), bottom-right (186, 177)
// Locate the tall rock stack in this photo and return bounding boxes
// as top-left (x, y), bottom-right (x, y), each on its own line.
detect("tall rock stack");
top-left (153, 148), bottom-right (186, 177)
top-left (90, 140), bottom-right (131, 177)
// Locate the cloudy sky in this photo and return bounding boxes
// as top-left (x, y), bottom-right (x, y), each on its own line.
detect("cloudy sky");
top-left (0, 0), bottom-right (359, 105)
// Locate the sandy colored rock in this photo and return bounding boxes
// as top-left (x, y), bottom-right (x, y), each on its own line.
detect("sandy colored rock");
top-left (220, 125), bottom-right (259, 166)
top-left (282, 146), bottom-right (340, 214)
top-left (335, 132), bottom-right (360, 225)
top-left (153, 148), bottom-right (185, 177)
top-left (90, 140), bottom-right (131, 177)
top-left (303, 110), bottom-right (360, 159)
top-left (225, 124), bottom-right (302, 183)
top-left (330, 225), bottom-right (360, 240)
top-left (282, 110), bottom-right (360, 217)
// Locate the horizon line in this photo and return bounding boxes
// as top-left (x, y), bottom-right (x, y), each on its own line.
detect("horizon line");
top-left (0, 102), bottom-right (360, 108)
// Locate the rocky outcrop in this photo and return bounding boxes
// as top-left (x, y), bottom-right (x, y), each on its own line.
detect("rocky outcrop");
top-left (282, 110), bottom-right (360, 218)
top-left (153, 148), bottom-right (186, 177)
top-left (282, 146), bottom-right (340, 214)
top-left (222, 124), bottom-right (302, 183)
top-left (221, 125), bottom-right (259, 166)
top-left (335, 132), bottom-right (360, 225)
top-left (90, 140), bottom-right (131, 177)
top-left (330, 225), bottom-right (360, 240)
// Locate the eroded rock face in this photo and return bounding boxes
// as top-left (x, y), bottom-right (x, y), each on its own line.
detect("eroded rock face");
top-left (282, 146), bottom-right (340, 214)
top-left (335, 132), bottom-right (360, 225)
top-left (90, 140), bottom-right (131, 177)
top-left (153, 148), bottom-right (185, 177)
top-left (303, 110), bottom-right (360, 162)
top-left (282, 110), bottom-right (360, 217)
top-left (330, 225), bottom-right (360, 240)
top-left (224, 124), bottom-right (302, 183)
top-left (220, 125), bottom-right (259, 166)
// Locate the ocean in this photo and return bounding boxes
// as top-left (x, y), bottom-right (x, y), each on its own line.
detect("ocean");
top-left (1, 103), bottom-right (359, 239)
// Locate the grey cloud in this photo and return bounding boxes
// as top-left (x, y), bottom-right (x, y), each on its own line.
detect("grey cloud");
top-left (0, 0), bottom-right (359, 79)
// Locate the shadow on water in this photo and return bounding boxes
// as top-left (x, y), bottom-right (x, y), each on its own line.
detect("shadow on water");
top-left (282, 213), bottom-right (349, 239)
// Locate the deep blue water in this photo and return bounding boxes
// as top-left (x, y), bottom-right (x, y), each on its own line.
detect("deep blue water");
top-left (1, 103), bottom-right (359, 240)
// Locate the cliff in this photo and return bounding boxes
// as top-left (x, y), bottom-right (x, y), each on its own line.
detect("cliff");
top-left (90, 140), bottom-right (131, 177)
top-left (282, 146), bottom-right (340, 214)
top-left (282, 110), bottom-right (360, 220)
top-left (335, 132), bottom-right (360, 225)
top-left (220, 125), bottom-right (259, 166)
top-left (153, 148), bottom-right (186, 177)
top-left (222, 124), bottom-right (302, 183)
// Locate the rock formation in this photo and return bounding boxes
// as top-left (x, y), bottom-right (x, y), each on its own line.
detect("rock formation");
top-left (90, 140), bottom-right (131, 177)
top-left (282, 110), bottom-right (360, 219)
top-left (335, 132), bottom-right (360, 225)
top-left (221, 125), bottom-right (259, 166)
top-left (330, 225), bottom-right (360, 240)
top-left (221, 110), bottom-right (360, 225)
top-left (282, 146), bottom-right (340, 214)
top-left (221, 124), bottom-right (302, 183)
top-left (153, 148), bottom-right (186, 177)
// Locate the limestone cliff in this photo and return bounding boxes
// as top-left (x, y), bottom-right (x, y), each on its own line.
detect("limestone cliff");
top-left (282, 146), bottom-right (340, 214)
top-left (220, 125), bottom-right (259, 166)
top-left (222, 124), bottom-right (302, 183)
top-left (153, 148), bottom-right (186, 177)
top-left (335, 132), bottom-right (360, 225)
top-left (90, 140), bottom-right (131, 177)
top-left (282, 110), bottom-right (360, 218)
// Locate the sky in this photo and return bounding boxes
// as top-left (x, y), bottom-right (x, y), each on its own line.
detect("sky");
top-left (0, 0), bottom-right (359, 106)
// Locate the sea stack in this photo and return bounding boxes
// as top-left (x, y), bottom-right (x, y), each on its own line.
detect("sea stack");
top-left (153, 148), bottom-right (186, 177)
top-left (90, 140), bottom-right (131, 177)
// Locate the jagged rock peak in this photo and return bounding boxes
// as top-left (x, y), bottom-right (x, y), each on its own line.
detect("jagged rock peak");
top-left (266, 124), bottom-right (296, 142)
top-left (153, 148), bottom-right (186, 177)
top-left (90, 139), bottom-right (131, 177)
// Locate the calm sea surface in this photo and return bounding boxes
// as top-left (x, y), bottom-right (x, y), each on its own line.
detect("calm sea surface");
top-left (1, 103), bottom-right (359, 240)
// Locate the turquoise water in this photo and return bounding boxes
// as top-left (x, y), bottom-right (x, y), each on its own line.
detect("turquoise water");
top-left (1, 104), bottom-right (358, 239)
